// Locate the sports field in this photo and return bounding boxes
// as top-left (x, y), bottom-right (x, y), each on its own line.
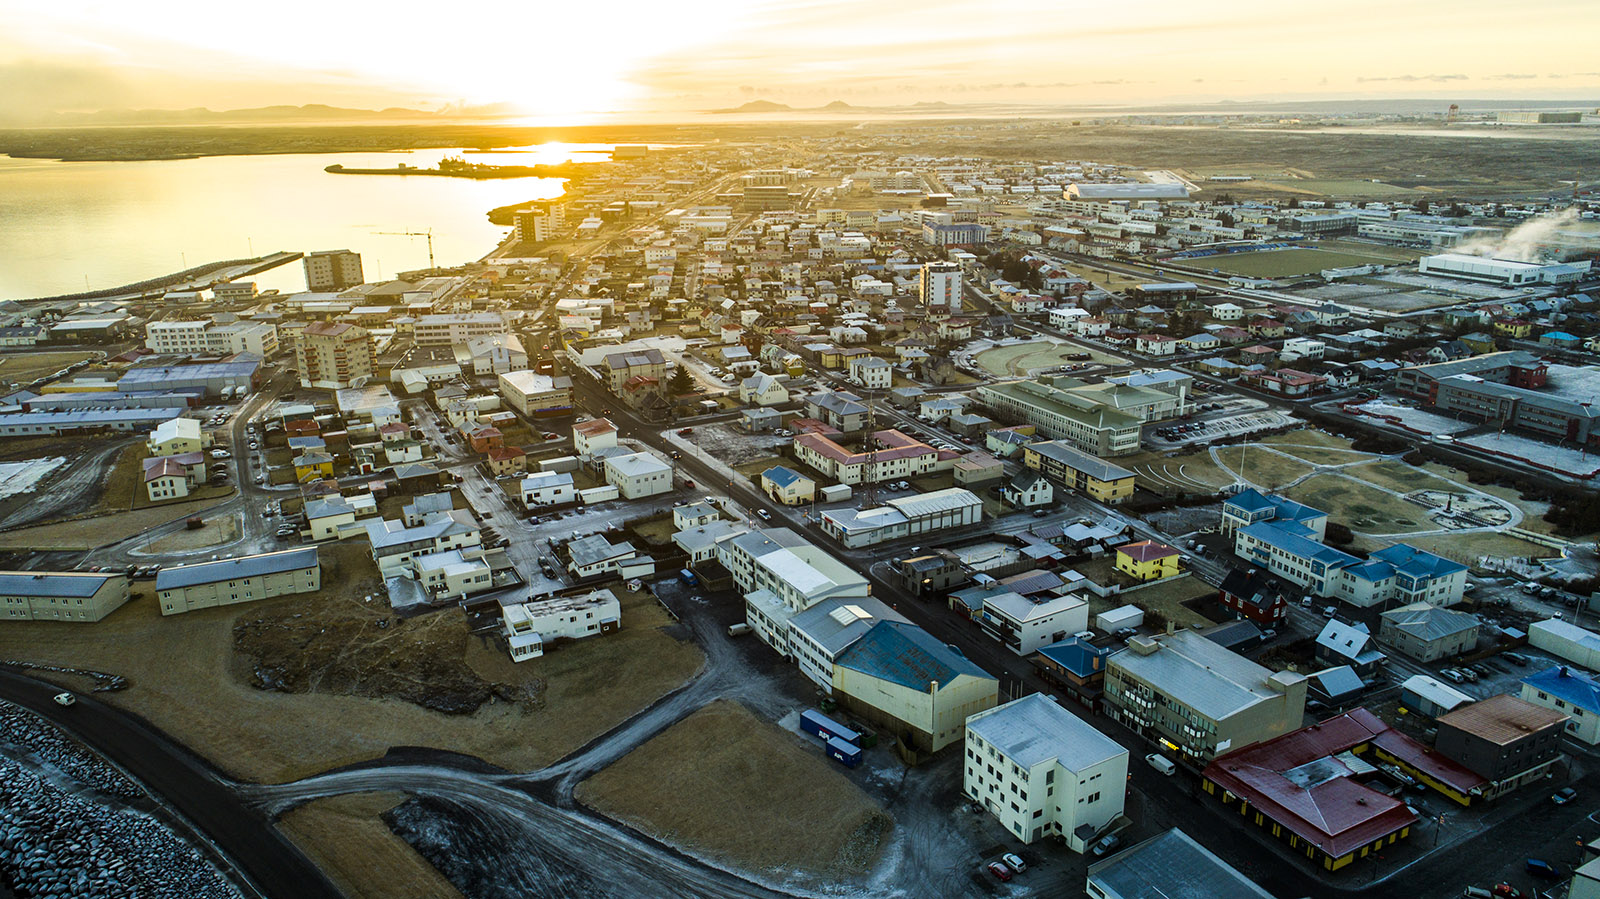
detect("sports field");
top-left (974, 342), bottom-right (1123, 377)
top-left (1194, 248), bottom-right (1397, 279)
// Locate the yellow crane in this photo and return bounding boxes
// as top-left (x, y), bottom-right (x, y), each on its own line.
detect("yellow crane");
top-left (372, 229), bottom-right (435, 270)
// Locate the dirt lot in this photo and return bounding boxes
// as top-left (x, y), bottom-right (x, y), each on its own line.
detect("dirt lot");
top-left (143, 513), bottom-right (241, 553)
top-left (277, 791), bottom-right (462, 899)
top-left (0, 498), bottom-right (233, 550)
top-left (0, 350), bottom-right (100, 385)
top-left (576, 700), bottom-right (891, 877)
top-left (0, 543), bottom-right (704, 782)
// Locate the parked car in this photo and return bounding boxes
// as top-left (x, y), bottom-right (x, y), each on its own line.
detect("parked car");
top-left (985, 862), bottom-right (1012, 882)
top-left (1551, 787), bottom-right (1578, 806)
top-left (1442, 669), bottom-right (1466, 684)
top-left (756, 509), bottom-right (772, 521)
top-left (1525, 858), bottom-right (1562, 879)
top-left (1089, 834), bottom-right (1122, 857)
top-left (52, 692), bottom-right (75, 707)
top-left (1001, 853), bottom-right (1026, 873)
top-left (677, 428), bottom-right (693, 436)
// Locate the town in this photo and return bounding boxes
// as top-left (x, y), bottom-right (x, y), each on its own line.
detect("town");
top-left (1, 121), bottom-right (1599, 899)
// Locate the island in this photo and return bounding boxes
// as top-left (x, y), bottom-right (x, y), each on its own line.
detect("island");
top-left (325, 154), bottom-right (587, 180)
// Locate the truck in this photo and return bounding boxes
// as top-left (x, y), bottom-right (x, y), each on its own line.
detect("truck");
top-left (826, 736), bottom-right (862, 768)
top-left (800, 709), bottom-right (860, 745)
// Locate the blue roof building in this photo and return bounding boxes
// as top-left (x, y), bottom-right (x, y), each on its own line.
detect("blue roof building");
top-left (1520, 666), bottom-right (1600, 745)
top-left (832, 620), bottom-right (999, 753)
top-left (1221, 488), bottom-right (1328, 540)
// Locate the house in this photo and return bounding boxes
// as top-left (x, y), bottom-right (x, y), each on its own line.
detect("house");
top-left (951, 451), bottom-right (1004, 487)
top-left (832, 620), bottom-right (999, 755)
top-left (503, 588), bottom-right (622, 661)
top-left (1105, 630), bottom-right (1307, 763)
top-left (145, 417), bottom-right (206, 456)
top-left (572, 418), bottom-right (619, 458)
top-left (1378, 602), bottom-right (1480, 663)
top-left (805, 390), bottom-right (870, 432)
top-left (980, 591), bottom-right (1089, 655)
top-left (964, 693), bottom-right (1127, 848)
top-left (761, 465), bottom-right (816, 506)
top-left (603, 452), bottom-right (673, 498)
top-left (293, 452), bottom-right (335, 481)
top-left (0, 571), bottom-right (130, 623)
top-left (1114, 541), bottom-right (1180, 581)
top-left (365, 510), bottom-right (481, 578)
top-left (566, 534), bottom-right (655, 580)
top-left (143, 457), bottom-right (190, 502)
top-left (1087, 829), bottom-right (1276, 899)
top-left (739, 373), bottom-right (789, 407)
top-left (521, 471), bottom-right (576, 507)
top-left (1217, 568), bottom-right (1286, 625)
top-left (1000, 471), bottom-right (1053, 509)
top-left (1247, 318), bottom-right (1286, 338)
top-left (1134, 334), bottom-right (1176, 356)
top-left (412, 548), bottom-right (494, 601)
top-left (1034, 636), bottom-right (1113, 708)
top-left (985, 425), bottom-right (1036, 459)
top-left (1399, 674), bottom-right (1474, 719)
top-left (673, 500), bottom-right (722, 530)
top-left (487, 446), bottom-right (527, 477)
top-left (155, 547), bottom-right (320, 616)
top-left (1314, 619), bottom-right (1386, 678)
top-left (1520, 666), bottom-right (1600, 746)
top-left (303, 497), bottom-right (358, 541)
top-left (1210, 302), bottom-right (1245, 321)
top-left (1434, 695), bottom-right (1567, 800)
top-left (894, 552), bottom-right (968, 598)
top-left (847, 355), bottom-right (893, 390)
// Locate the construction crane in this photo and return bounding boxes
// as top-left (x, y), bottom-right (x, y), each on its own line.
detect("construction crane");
top-left (372, 229), bottom-right (435, 270)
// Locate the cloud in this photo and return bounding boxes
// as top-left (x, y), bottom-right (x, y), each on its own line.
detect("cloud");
top-left (1486, 73), bottom-right (1538, 80)
top-left (1356, 73), bottom-right (1469, 83)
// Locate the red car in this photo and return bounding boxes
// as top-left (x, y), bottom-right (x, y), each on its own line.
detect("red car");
top-left (677, 428), bottom-right (693, 436)
top-left (985, 862), bottom-right (1012, 882)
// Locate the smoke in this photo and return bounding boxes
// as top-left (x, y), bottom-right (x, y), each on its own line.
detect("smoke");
top-left (1454, 207), bottom-right (1600, 263)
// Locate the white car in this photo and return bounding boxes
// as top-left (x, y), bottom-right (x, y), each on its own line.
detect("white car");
top-left (52, 692), bottom-right (76, 707)
top-left (211, 450), bottom-right (231, 459)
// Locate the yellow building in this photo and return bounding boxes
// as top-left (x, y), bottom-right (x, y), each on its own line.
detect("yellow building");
top-left (1116, 540), bottom-right (1182, 581)
top-left (1021, 440), bottom-right (1136, 505)
top-left (832, 620), bottom-right (999, 756)
top-left (156, 547), bottom-right (321, 616)
top-left (761, 465), bottom-right (816, 506)
top-left (0, 571), bottom-right (131, 623)
top-left (293, 451), bottom-right (335, 481)
top-left (1493, 319), bottom-right (1532, 338)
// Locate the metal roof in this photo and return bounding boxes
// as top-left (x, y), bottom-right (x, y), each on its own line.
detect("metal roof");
top-left (835, 620), bottom-right (993, 691)
top-left (0, 571), bottom-right (118, 598)
top-left (1087, 829), bottom-right (1275, 899)
top-left (1111, 630), bottom-right (1299, 722)
top-left (156, 547), bottom-right (318, 590)
top-left (1024, 440), bottom-right (1135, 482)
top-left (788, 597), bottom-right (908, 657)
top-left (886, 487), bottom-right (982, 518)
top-left (1521, 666), bottom-right (1600, 714)
top-left (966, 693), bottom-right (1125, 773)
top-left (1436, 694), bottom-right (1568, 746)
top-left (1379, 602), bottom-right (1478, 642)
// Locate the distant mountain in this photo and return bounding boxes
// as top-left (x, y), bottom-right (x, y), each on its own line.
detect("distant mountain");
top-left (710, 100), bottom-right (795, 114)
top-left (821, 100), bottom-right (854, 110)
top-left (46, 104), bottom-right (485, 126)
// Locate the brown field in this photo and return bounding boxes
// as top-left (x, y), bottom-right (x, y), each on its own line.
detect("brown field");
top-left (277, 792), bottom-right (463, 899)
top-left (577, 700), bottom-right (891, 877)
top-left (1213, 445), bottom-right (1316, 490)
top-left (0, 542), bottom-right (704, 782)
top-left (1285, 475), bottom-right (1428, 535)
top-left (0, 498), bottom-right (234, 550)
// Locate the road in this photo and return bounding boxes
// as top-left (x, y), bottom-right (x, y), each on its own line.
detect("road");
top-left (0, 668), bottom-right (341, 899)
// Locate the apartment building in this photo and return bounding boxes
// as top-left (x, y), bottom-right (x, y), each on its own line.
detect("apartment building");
top-left (146, 319), bottom-right (277, 358)
top-left (919, 260), bottom-right (963, 311)
top-left (976, 380), bottom-right (1141, 457)
top-left (1105, 630), bottom-right (1307, 764)
top-left (716, 528), bottom-right (870, 653)
top-left (414, 313), bottom-right (507, 347)
top-left (964, 694), bottom-right (1127, 849)
top-left (296, 322), bottom-right (374, 389)
top-left (786, 596), bottom-right (907, 692)
top-left (503, 588), bottom-right (621, 661)
top-left (155, 547), bottom-right (320, 615)
top-left (792, 429), bottom-right (938, 485)
top-left (979, 591), bottom-right (1089, 655)
top-left (1021, 441), bottom-right (1136, 504)
top-left (803, 390), bottom-right (870, 433)
top-left (1520, 666), bottom-right (1600, 746)
top-left (1434, 695), bottom-right (1567, 799)
top-left (364, 510), bottom-right (482, 578)
top-left (304, 249), bottom-right (364, 291)
top-left (1378, 602), bottom-right (1480, 662)
top-left (0, 571), bottom-right (130, 623)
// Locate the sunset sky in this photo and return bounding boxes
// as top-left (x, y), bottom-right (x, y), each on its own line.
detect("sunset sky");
top-left (2, 0), bottom-right (1597, 121)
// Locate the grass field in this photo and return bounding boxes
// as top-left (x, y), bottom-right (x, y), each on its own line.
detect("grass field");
top-left (1285, 475), bottom-right (1427, 534)
top-left (577, 700), bottom-right (891, 877)
top-left (277, 792), bottom-right (462, 899)
top-left (0, 544), bottom-right (704, 783)
top-left (1213, 445), bottom-right (1316, 490)
top-left (1263, 444), bottom-right (1376, 466)
top-left (1355, 460), bottom-right (1461, 496)
top-left (0, 498), bottom-right (234, 550)
top-left (0, 351), bottom-right (100, 385)
top-left (1078, 558), bottom-right (1215, 629)
top-left (1396, 532), bottom-right (1562, 565)
top-left (1251, 179), bottom-right (1419, 198)
top-left (974, 342), bottom-right (1122, 377)
top-left (1194, 248), bottom-right (1399, 279)
top-left (1122, 450), bottom-right (1236, 495)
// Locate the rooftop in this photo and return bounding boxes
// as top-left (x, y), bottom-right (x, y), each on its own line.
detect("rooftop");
top-left (1522, 666), bottom-right (1600, 714)
top-left (1437, 693), bottom-right (1568, 745)
top-left (0, 571), bottom-right (119, 598)
top-left (155, 547), bottom-right (318, 590)
top-left (1086, 828), bottom-right (1275, 899)
top-left (967, 693), bottom-right (1125, 772)
top-left (1111, 630), bottom-right (1303, 722)
top-left (835, 620), bottom-right (993, 691)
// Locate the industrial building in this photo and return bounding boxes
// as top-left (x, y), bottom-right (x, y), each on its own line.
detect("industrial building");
top-left (155, 547), bottom-right (321, 615)
top-left (964, 693), bottom-right (1127, 849)
top-left (832, 619), bottom-right (999, 755)
top-left (1528, 618), bottom-right (1600, 670)
top-left (497, 370), bottom-right (574, 418)
top-left (819, 487), bottom-right (983, 548)
top-left (1418, 253), bottom-right (1588, 286)
top-left (0, 571), bottom-right (131, 623)
top-left (119, 359), bottom-right (262, 399)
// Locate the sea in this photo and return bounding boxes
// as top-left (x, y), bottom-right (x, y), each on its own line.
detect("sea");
top-left (0, 143), bottom-right (621, 301)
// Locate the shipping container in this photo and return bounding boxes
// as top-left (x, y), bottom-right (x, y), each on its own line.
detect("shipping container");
top-left (826, 736), bottom-right (862, 768)
top-left (800, 709), bottom-right (860, 745)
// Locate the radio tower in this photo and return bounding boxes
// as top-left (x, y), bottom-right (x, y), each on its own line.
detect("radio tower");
top-left (862, 400), bottom-right (879, 508)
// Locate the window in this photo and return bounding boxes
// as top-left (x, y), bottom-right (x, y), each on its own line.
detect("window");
top-left (1087, 791), bottom-right (1100, 803)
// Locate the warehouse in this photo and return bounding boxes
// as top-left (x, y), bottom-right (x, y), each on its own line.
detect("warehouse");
top-left (832, 619), bottom-right (999, 755)
top-left (0, 407), bottom-right (183, 438)
top-left (117, 358), bottom-right (261, 398)
top-left (819, 487), bottom-right (983, 548)
top-left (0, 571), bottom-right (131, 623)
top-left (155, 547), bottom-right (321, 615)
top-left (498, 370), bottom-right (574, 418)
top-left (1418, 253), bottom-right (1589, 286)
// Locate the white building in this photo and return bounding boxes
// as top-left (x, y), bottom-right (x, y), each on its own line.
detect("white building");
top-left (503, 588), bottom-right (621, 661)
top-left (155, 547), bottom-right (320, 616)
top-left (965, 693), bottom-right (1128, 848)
top-left (920, 260), bottom-right (963, 311)
top-left (1419, 253), bottom-right (1588, 287)
top-left (412, 548), bottom-right (493, 601)
top-left (603, 452), bottom-right (673, 499)
top-left (364, 510), bottom-right (482, 578)
top-left (820, 487), bottom-right (984, 548)
top-left (304, 249), bottom-right (364, 291)
top-left (979, 591), bottom-right (1090, 655)
top-left (414, 313), bottom-right (508, 346)
top-left (717, 528), bottom-right (871, 653)
top-left (848, 356), bottom-right (893, 390)
top-left (146, 417), bottom-right (206, 456)
top-left (572, 418), bottom-right (620, 457)
top-left (521, 471), bottom-right (576, 507)
top-left (786, 596), bottom-right (908, 692)
top-left (457, 334), bottom-right (528, 375)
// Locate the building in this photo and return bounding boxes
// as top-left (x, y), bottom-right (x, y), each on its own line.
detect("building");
top-left (1086, 829), bottom-right (1276, 899)
top-left (1419, 253), bottom-right (1587, 287)
top-left (0, 571), bottom-right (130, 622)
top-left (1000, 471), bottom-right (1053, 509)
top-left (1105, 630), bottom-right (1307, 764)
top-left (1520, 666), bottom-right (1600, 746)
top-left (964, 693), bottom-right (1127, 848)
top-left (1528, 618), bottom-right (1600, 670)
top-left (411, 548), bottom-right (493, 601)
top-left (672, 519), bottom-right (749, 564)
top-left (977, 381), bottom-right (1141, 457)
top-left (832, 619), bottom-right (999, 755)
top-left (820, 487), bottom-right (983, 548)
top-left (414, 313), bottom-right (508, 347)
top-left (1393, 350), bottom-right (1546, 402)
top-left (1200, 710), bottom-right (1423, 872)
top-left (719, 528), bottom-right (871, 652)
top-left (571, 418), bottom-right (619, 457)
top-left (979, 591), bottom-right (1089, 656)
top-left (503, 588), bottom-right (621, 661)
top-left (364, 510), bottom-right (481, 578)
top-left (457, 334), bottom-right (528, 375)
top-left (919, 261), bottom-right (963, 311)
top-left (739, 374), bottom-right (789, 407)
top-left (304, 249), bottom-right (364, 291)
top-left (497, 370), bottom-right (574, 418)
top-left (1434, 694), bottom-right (1567, 799)
top-left (603, 452), bottom-right (673, 498)
top-left (1114, 541), bottom-right (1181, 581)
top-left (786, 597), bottom-right (907, 692)
top-left (1377, 602), bottom-right (1479, 662)
top-left (143, 456), bottom-right (190, 501)
top-left (793, 429), bottom-right (938, 486)
top-left (761, 466), bottom-right (815, 506)
top-left (1314, 619), bottom-right (1386, 678)
top-left (601, 347), bottom-right (667, 392)
top-left (296, 322), bottom-right (374, 390)
top-left (847, 355), bottom-right (892, 390)
top-left (1430, 372), bottom-right (1600, 451)
top-left (1217, 568), bottom-right (1286, 625)
top-left (566, 534), bottom-right (655, 580)
top-left (146, 320), bottom-right (279, 358)
top-left (1399, 674), bottom-right (1474, 719)
top-left (1221, 488), bottom-right (1327, 539)
top-left (145, 417), bottom-right (206, 456)
top-left (803, 390), bottom-right (870, 433)
top-left (513, 202), bottom-right (566, 243)
top-left (520, 470), bottom-right (576, 507)
top-left (155, 547), bottom-right (320, 615)
top-left (1020, 441), bottom-right (1136, 504)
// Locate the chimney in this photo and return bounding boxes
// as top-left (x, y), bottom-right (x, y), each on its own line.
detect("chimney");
top-left (1166, 619), bottom-right (1176, 636)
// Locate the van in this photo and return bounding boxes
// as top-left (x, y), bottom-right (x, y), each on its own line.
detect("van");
top-left (679, 568), bottom-right (700, 588)
top-left (1146, 753), bottom-right (1176, 776)
top-left (727, 623), bottom-right (752, 637)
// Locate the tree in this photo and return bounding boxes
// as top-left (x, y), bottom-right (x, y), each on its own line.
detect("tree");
top-left (668, 365), bottom-right (694, 395)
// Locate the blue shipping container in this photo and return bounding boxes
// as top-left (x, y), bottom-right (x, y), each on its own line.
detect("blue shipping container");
top-left (799, 709), bottom-right (860, 745)
top-left (826, 736), bottom-right (862, 768)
